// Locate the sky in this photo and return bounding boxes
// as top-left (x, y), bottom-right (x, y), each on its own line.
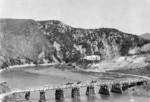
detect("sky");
top-left (0, 0), bottom-right (150, 35)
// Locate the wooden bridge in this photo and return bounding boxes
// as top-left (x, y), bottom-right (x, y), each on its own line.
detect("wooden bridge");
top-left (0, 77), bottom-right (148, 102)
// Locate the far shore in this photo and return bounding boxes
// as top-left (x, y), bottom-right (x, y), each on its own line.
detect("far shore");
top-left (0, 63), bottom-right (58, 73)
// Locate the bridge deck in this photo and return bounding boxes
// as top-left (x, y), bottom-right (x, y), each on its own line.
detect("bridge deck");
top-left (10, 77), bottom-right (147, 93)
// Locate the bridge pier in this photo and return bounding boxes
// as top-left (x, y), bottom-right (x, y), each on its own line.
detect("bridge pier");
top-left (128, 82), bottom-right (136, 88)
top-left (25, 91), bottom-right (30, 101)
top-left (39, 91), bottom-right (46, 102)
top-left (111, 83), bottom-right (123, 94)
top-left (71, 87), bottom-right (80, 98)
top-left (137, 80), bottom-right (148, 86)
top-left (86, 86), bottom-right (95, 95)
top-left (99, 85), bottom-right (111, 95)
top-left (122, 83), bottom-right (129, 91)
top-left (143, 80), bottom-right (148, 85)
top-left (137, 81), bottom-right (144, 86)
top-left (55, 89), bottom-right (64, 100)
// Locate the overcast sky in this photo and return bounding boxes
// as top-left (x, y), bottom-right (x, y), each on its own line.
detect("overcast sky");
top-left (0, 0), bottom-right (150, 35)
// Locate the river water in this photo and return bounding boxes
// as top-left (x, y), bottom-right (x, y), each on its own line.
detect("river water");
top-left (0, 66), bottom-right (150, 102)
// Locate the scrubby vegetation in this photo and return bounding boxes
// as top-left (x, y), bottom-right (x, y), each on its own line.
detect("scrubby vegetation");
top-left (38, 20), bottom-right (150, 63)
top-left (0, 19), bottom-right (150, 69)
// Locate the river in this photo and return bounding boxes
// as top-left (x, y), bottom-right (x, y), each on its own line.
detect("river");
top-left (0, 65), bottom-right (150, 102)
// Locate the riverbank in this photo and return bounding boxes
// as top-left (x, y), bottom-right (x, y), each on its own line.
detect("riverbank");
top-left (0, 63), bottom-right (58, 73)
top-left (128, 81), bottom-right (150, 97)
top-left (87, 55), bottom-right (150, 72)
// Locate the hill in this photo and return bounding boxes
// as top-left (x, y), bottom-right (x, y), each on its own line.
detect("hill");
top-left (38, 20), bottom-right (150, 63)
top-left (0, 19), bottom-right (54, 68)
top-left (0, 19), bottom-right (150, 68)
top-left (141, 33), bottom-right (150, 40)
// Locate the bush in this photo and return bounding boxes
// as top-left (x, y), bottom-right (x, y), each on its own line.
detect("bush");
top-left (1, 62), bottom-right (9, 69)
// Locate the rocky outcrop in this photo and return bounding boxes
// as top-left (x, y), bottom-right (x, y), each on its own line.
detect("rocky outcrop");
top-left (128, 43), bottom-right (150, 55)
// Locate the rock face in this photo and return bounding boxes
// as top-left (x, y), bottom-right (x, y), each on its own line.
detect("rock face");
top-left (38, 20), bottom-right (150, 63)
top-left (0, 19), bottom-right (54, 68)
top-left (0, 19), bottom-right (150, 68)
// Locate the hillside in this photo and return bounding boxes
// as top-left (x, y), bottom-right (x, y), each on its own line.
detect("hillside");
top-left (38, 20), bottom-right (150, 63)
top-left (0, 19), bottom-right (150, 68)
top-left (141, 33), bottom-right (150, 40)
top-left (0, 19), bottom-right (54, 68)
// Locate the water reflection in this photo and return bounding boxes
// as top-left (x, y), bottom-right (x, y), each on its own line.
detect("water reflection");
top-left (128, 89), bottom-right (135, 102)
top-left (71, 98), bottom-right (81, 102)
top-left (100, 94), bottom-right (111, 100)
top-left (55, 99), bottom-right (65, 102)
top-left (110, 93), bottom-right (122, 99)
top-left (54, 98), bottom-right (81, 102)
top-left (86, 95), bottom-right (96, 102)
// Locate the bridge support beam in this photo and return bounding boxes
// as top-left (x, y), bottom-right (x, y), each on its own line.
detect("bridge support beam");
top-left (128, 83), bottom-right (136, 88)
top-left (111, 83), bottom-right (123, 94)
top-left (25, 91), bottom-right (30, 101)
top-left (55, 89), bottom-right (64, 100)
top-left (71, 87), bottom-right (80, 98)
top-left (39, 91), bottom-right (46, 102)
top-left (137, 81), bottom-right (144, 86)
top-left (99, 85), bottom-right (110, 95)
top-left (122, 83), bottom-right (129, 91)
top-left (137, 80), bottom-right (148, 86)
top-left (86, 86), bottom-right (95, 95)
